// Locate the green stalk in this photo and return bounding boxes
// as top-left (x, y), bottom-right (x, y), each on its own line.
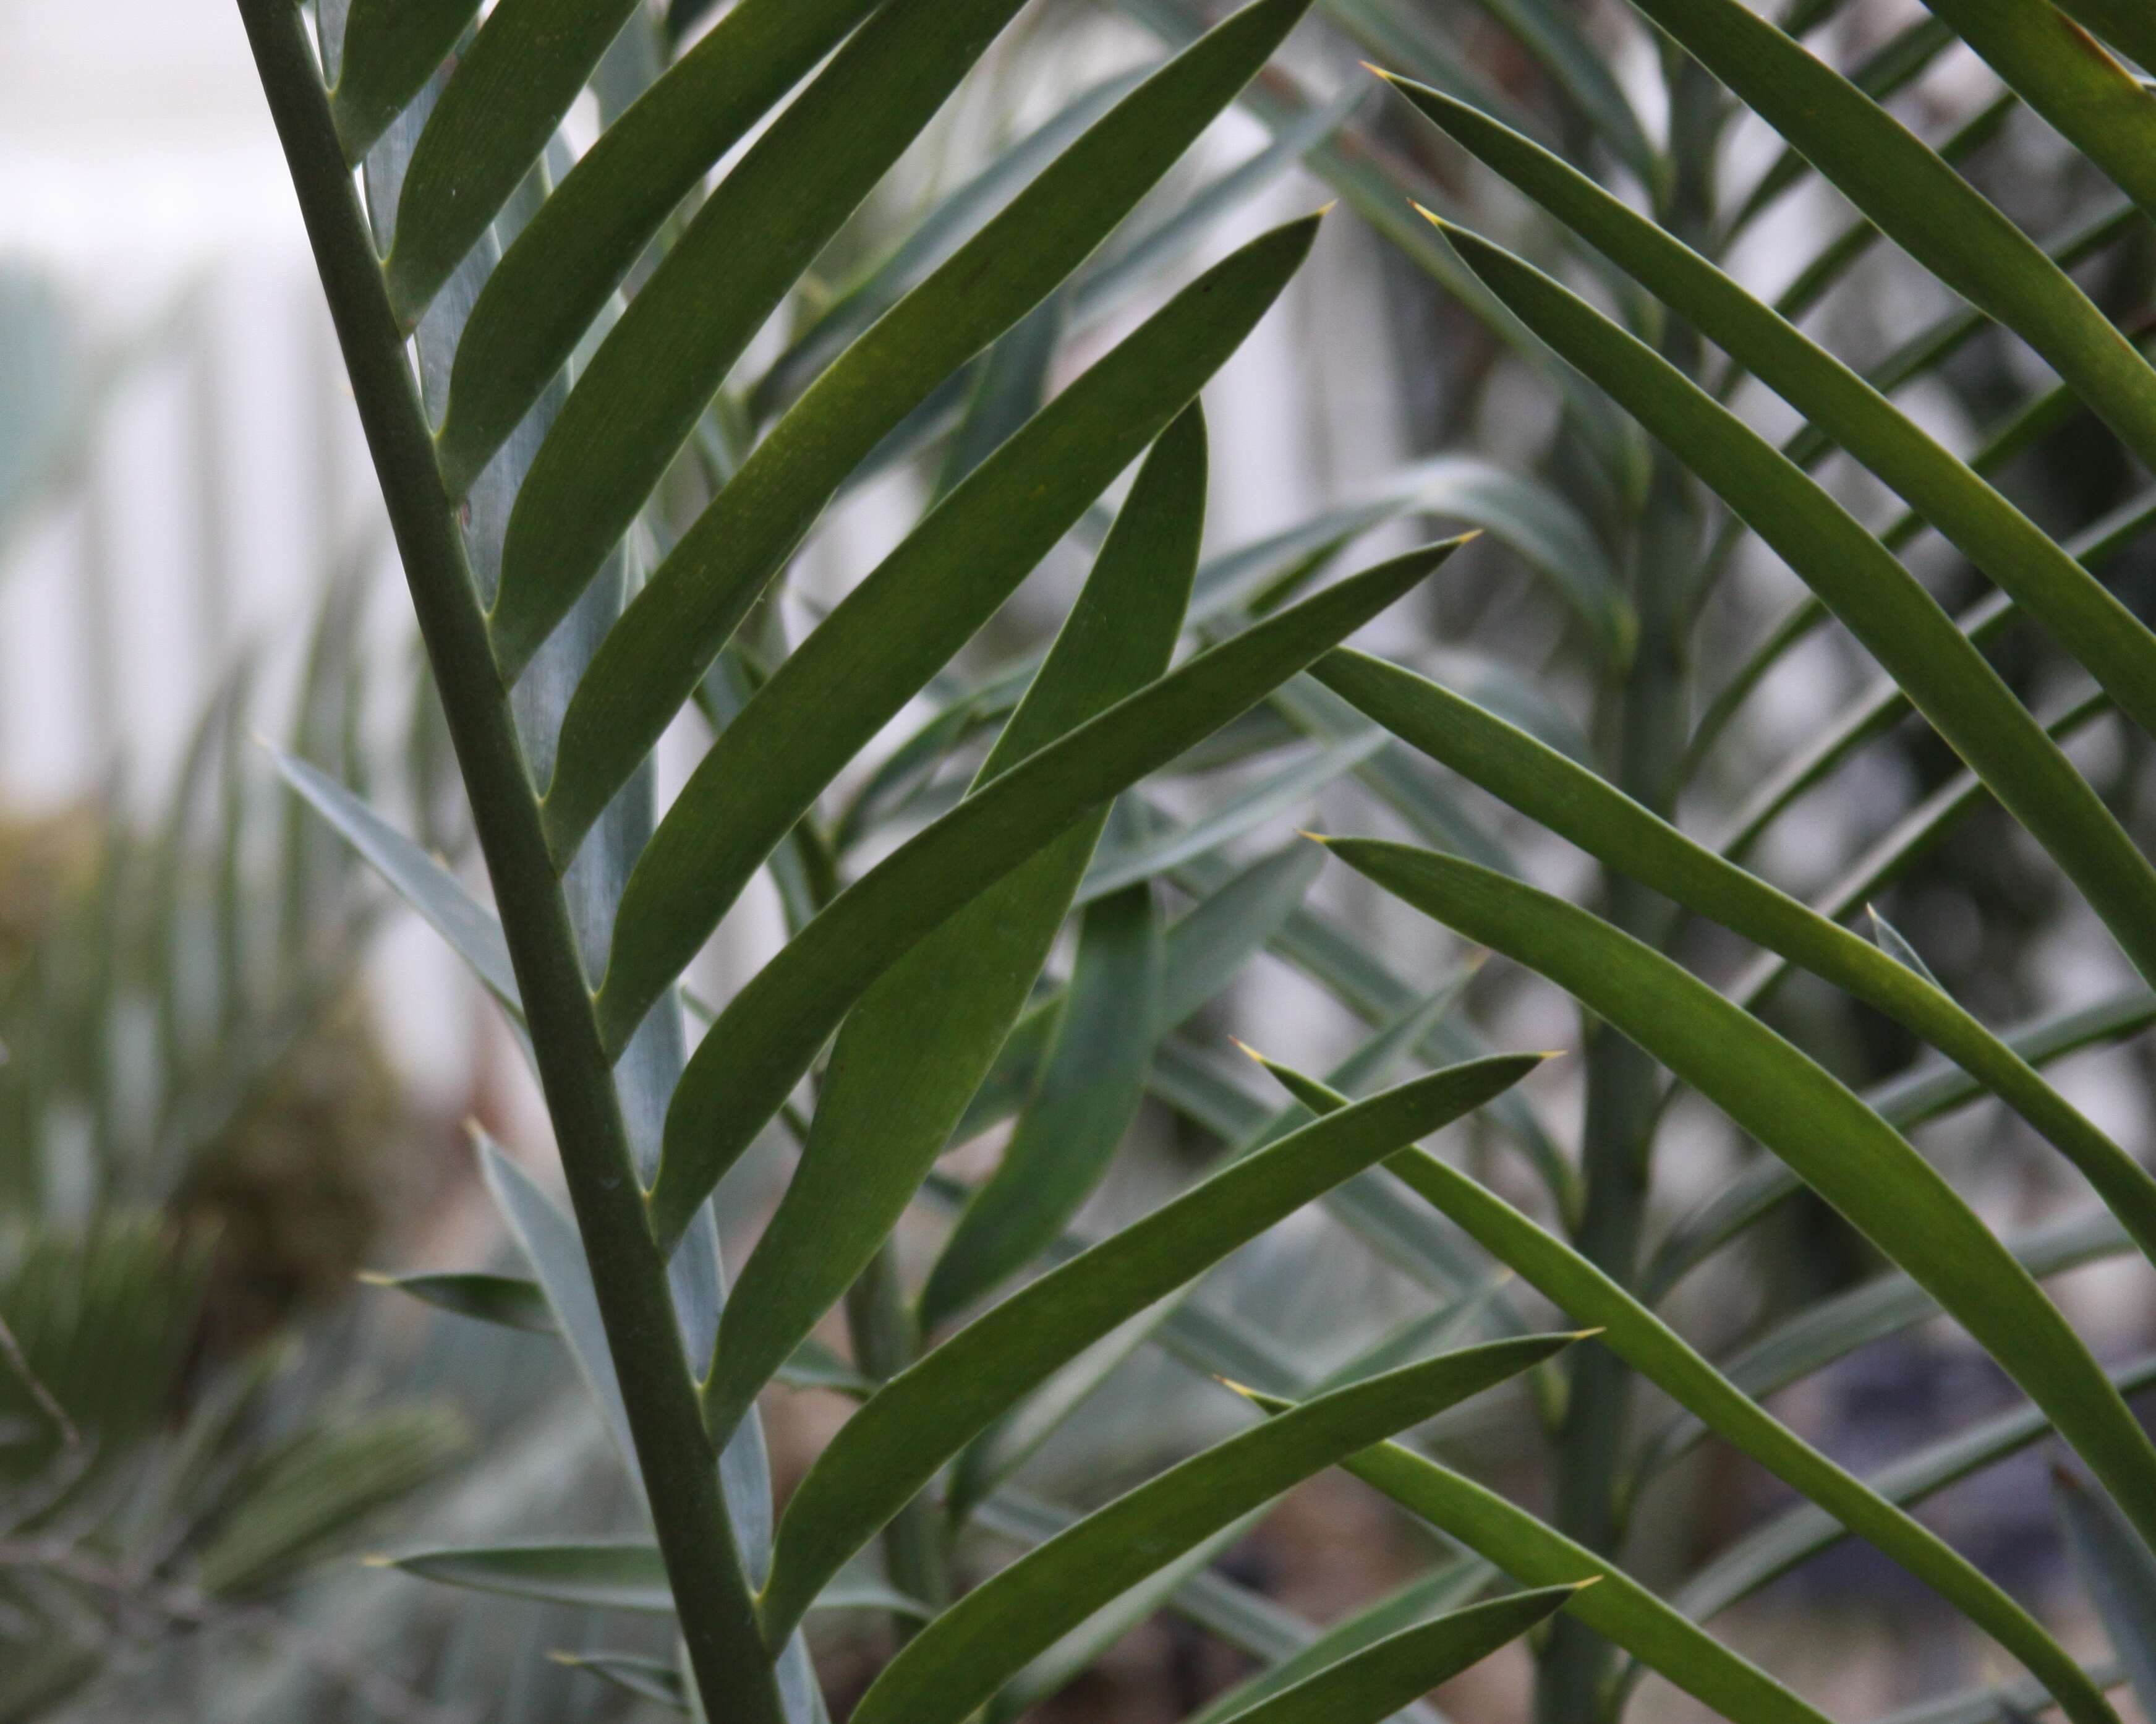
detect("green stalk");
top-left (232, 6), bottom-right (783, 1720)
top-left (845, 1244), bottom-right (953, 1629)
top-left (1538, 50), bottom-right (1716, 1724)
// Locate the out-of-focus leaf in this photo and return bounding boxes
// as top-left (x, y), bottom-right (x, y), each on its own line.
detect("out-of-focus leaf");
top-left (271, 747), bottom-right (521, 1023)
top-left (2055, 1464), bottom-right (2156, 1722)
top-left (361, 1268), bottom-right (555, 1333)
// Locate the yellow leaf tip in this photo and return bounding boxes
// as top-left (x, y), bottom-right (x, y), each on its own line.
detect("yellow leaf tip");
top-left (1362, 61), bottom-right (1400, 83)
top-left (1229, 1036), bottom-right (1269, 1065)
top-left (356, 1270), bottom-right (394, 1287)
top-left (1295, 829), bottom-right (1334, 845)
top-left (1570, 1326), bottom-right (1607, 1341)
top-left (359, 1554), bottom-right (394, 1569)
top-left (1569, 1575), bottom-right (1603, 1592)
top-left (547, 1652), bottom-right (580, 1668)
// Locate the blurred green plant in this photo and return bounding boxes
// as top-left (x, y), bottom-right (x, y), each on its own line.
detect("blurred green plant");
top-left (236, 0), bottom-right (2156, 1721)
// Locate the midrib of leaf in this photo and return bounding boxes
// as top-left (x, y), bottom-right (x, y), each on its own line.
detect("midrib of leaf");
top-left (232, 7), bottom-right (783, 1721)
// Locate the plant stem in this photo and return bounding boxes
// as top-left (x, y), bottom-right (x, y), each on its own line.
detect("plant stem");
top-left (232, 7), bottom-right (783, 1719)
top-left (844, 1243), bottom-right (952, 1630)
top-left (1538, 51), bottom-right (1718, 1724)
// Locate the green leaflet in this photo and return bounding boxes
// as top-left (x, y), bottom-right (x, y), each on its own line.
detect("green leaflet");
top-left (1326, 837), bottom-right (2156, 1562)
top-left (845, 1338), bottom-right (1575, 1724)
top-left (757, 1056), bottom-right (1541, 1642)
top-left (508, 0), bottom-right (1316, 710)
top-left (1306, 1428), bottom-right (1835, 1724)
top-left (1224, 1586), bottom-right (1586, 1724)
top-left (270, 747), bottom-right (521, 1022)
top-left (1438, 220), bottom-right (2156, 990)
top-left (360, 1269), bottom-right (555, 1333)
top-left (486, 0), bottom-right (1031, 657)
top-left (697, 410), bottom-right (1202, 1443)
top-left (950, 841), bottom-right (1324, 1148)
top-left (548, 1652), bottom-right (687, 1713)
top-left (435, 0), bottom-right (884, 492)
top-left (641, 542), bottom-right (1465, 1253)
top-left (1313, 647), bottom-right (2156, 1270)
top-left (1666, 1354), bottom-right (2156, 1634)
top-left (1185, 1558), bottom-right (1493, 1724)
top-left (326, 0), bottom-right (484, 162)
top-left (1388, 76), bottom-right (2156, 745)
top-left (2055, 1465), bottom-right (2156, 1720)
top-left (381, 0), bottom-right (645, 327)
top-left (750, 70), bottom-right (1143, 424)
top-left (1618, 0), bottom-right (2156, 476)
top-left (1721, 13), bottom-right (1959, 243)
top-left (920, 869), bottom-right (1164, 1326)
top-left (381, 1543), bottom-right (927, 1620)
top-left (1924, 0), bottom-right (2156, 228)
top-left (2050, 0), bottom-right (2156, 69)
top-left (1246, 1048), bottom-right (2118, 1724)
top-left (595, 224), bottom-right (1310, 1052)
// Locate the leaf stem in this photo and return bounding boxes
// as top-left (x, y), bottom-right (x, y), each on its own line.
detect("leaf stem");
top-left (231, 6), bottom-right (783, 1718)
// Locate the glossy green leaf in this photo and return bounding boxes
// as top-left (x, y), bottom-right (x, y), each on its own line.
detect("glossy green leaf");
top-left (1187, 1558), bottom-right (1493, 1724)
top-left (590, 224), bottom-right (1314, 1046)
top-left (1246, 1047), bottom-right (2118, 1724)
top-left (270, 746), bottom-right (521, 1022)
top-left (1314, 648), bottom-right (2156, 1270)
top-left (2055, 1464), bottom-right (2156, 1721)
top-left (1225, 1585), bottom-right (1585, 1724)
top-left (1391, 77), bottom-right (2156, 746)
top-left (698, 412), bottom-right (1202, 1441)
top-left (1436, 220), bottom-right (2156, 989)
top-left (1325, 838), bottom-right (2156, 1560)
top-left (381, 0), bottom-right (644, 326)
top-left (327, 0), bottom-right (484, 162)
top-left (488, 0), bottom-right (1036, 660)
top-left (751, 69), bottom-right (1146, 424)
top-left (1253, 1403), bottom-right (1836, 1724)
top-left (434, 0), bottom-right (884, 490)
top-left (1924, 0), bottom-right (2156, 228)
top-left (1669, 1354), bottom-right (2156, 1634)
top-left (2050, 0), bottom-right (2156, 69)
top-left (1720, 14), bottom-right (1958, 244)
top-left (1642, 1209), bottom-right (2133, 1480)
top-left (644, 540), bottom-right (1460, 1251)
top-left (1618, 0), bottom-right (2156, 475)
top-left (922, 870), bottom-right (1162, 1326)
top-left (846, 1338), bottom-right (1576, 1724)
top-left (759, 1056), bottom-right (1540, 1641)
top-left (509, 0), bottom-right (1315, 718)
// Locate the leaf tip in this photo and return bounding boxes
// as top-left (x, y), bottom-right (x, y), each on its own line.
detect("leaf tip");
top-left (1569, 1574), bottom-right (1603, 1592)
top-left (1362, 61), bottom-right (1400, 85)
top-left (1229, 1036), bottom-right (1269, 1064)
top-left (356, 1270), bottom-right (394, 1287)
top-left (359, 1553), bottom-right (394, 1569)
top-left (1569, 1326), bottom-right (1606, 1341)
top-left (1295, 829), bottom-right (1334, 846)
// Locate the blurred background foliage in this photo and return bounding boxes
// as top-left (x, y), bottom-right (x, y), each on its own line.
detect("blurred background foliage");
top-left (4, 0), bottom-right (2156, 1717)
